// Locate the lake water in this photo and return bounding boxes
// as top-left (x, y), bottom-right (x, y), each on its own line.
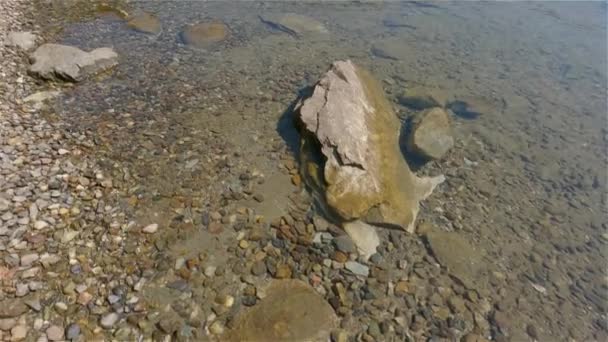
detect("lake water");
top-left (34, 1), bottom-right (606, 341)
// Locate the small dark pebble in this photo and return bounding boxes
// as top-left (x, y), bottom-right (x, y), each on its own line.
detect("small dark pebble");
top-left (526, 324), bottom-right (538, 339)
top-left (242, 296), bottom-right (257, 306)
top-left (166, 280), bottom-right (190, 292)
top-left (251, 260), bottom-right (267, 276)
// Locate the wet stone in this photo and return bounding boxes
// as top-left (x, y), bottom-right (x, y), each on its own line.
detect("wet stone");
top-left (65, 323), bottom-right (80, 340)
top-left (101, 312), bottom-right (120, 329)
top-left (46, 325), bottom-right (64, 341)
top-left (127, 12), bottom-right (161, 34)
top-left (251, 260), bottom-right (267, 276)
top-left (180, 21), bottom-right (229, 48)
top-left (0, 318), bottom-right (17, 331)
top-left (345, 261), bottom-right (369, 277)
top-left (0, 299), bottom-right (28, 318)
top-left (334, 235), bottom-right (356, 254)
top-left (225, 280), bottom-right (338, 341)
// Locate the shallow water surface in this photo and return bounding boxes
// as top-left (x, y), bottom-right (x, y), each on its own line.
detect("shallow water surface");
top-left (36, 1), bottom-right (607, 340)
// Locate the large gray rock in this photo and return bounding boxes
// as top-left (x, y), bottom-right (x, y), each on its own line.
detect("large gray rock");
top-left (296, 60), bottom-right (444, 232)
top-left (29, 43), bottom-right (118, 82)
top-left (407, 107), bottom-right (454, 160)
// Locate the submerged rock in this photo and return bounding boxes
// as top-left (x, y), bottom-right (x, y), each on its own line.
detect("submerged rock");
top-left (407, 107), bottom-right (454, 160)
top-left (371, 39), bottom-right (409, 60)
top-left (7, 31), bottom-right (37, 50)
top-left (425, 229), bottom-right (486, 289)
top-left (296, 60), bottom-right (444, 232)
top-left (180, 21), bottom-right (229, 48)
top-left (260, 13), bottom-right (328, 37)
top-left (127, 12), bottom-right (161, 34)
top-left (224, 280), bottom-right (338, 341)
top-left (399, 86), bottom-right (448, 109)
top-left (29, 43), bottom-right (118, 82)
top-left (448, 96), bottom-right (497, 119)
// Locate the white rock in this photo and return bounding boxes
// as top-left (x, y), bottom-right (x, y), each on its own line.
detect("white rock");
top-left (344, 221), bottom-right (380, 261)
top-left (29, 43), bottom-right (118, 82)
top-left (33, 220), bottom-right (49, 230)
top-left (7, 31), bottom-right (37, 50)
top-left (142, 223), bottom-right (158, 234)
top-left (100, 313), bottom-right (119, 328)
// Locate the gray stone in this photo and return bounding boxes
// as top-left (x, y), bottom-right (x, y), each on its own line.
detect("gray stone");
top-left (0, 318), bottom-right (17, 331)
top-left (296, 60), bottom-right (444, 232)
top-left (425, 229), bottom-right (486, 289)
top-left (66, 323), bottom-right (80, 340)
top-left (407, 107), bottom-right (454, 160)
top-left (127, 12), bottom-right (161, 34)
top-left (29, 44), bottom-right (118, 82)
top-left (333, 235), bottom-right (356, 254)
top-left (23, 91), bottom-right (61, 110)
top-left (251, 260), bottom-right (267, 276)
top-left (7, 31), bottom-right (37, 50)
top-left (46, 325), bottom-right (64, 341)
top-left (0, 299), bottom-right (28, 318)
top-left (100, 312), bottom-right (119, 329)
top-left (344, 221), bottom-right (380, 261)
top-left (345, 261), bottom-right (369, 277)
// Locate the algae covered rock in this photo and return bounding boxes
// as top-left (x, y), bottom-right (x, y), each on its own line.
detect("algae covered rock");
top-left (224, 279), bottom-right (338, 341)
top-left (399, 86), bottom-right (448, 109)
top-left (296, 60), bottom-right (444, 232)
top-left (127, 12), bottom-right (161, 34)
top-left (407, 107), bottom-right (454, 160)
top-left (180, 21), bottom-right (229, 48)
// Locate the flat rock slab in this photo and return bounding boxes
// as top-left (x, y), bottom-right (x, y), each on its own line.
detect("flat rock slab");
top-left (29, 43), bottom-right (118, 82)
top-left (425, 229), bottom-right (486, 289)
top-left (127, 12), bottom-right (161, 34)
top-left (224, 279), bottom-right (338, 341)
top-left (407, 107), bottom-right (454, 160)
top-left (260, 13), bottom-right (328, 37)
top-left (180, 21), bottom-right (229, 48)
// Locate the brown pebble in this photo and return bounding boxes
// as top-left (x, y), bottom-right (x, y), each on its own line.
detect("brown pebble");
top-left (291, 174), bottom-right (302, 187)
top-left (208, 222), bottom-right (223, 234)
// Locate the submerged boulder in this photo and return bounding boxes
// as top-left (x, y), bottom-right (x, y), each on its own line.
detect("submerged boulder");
top-left (407, 107), bottom-right (454, 160)
top-left (127, 12), bottom-right (161, 34)
top-left (29, 43), bottom-right (118, 82)
top-left (296, 60), bottom-right (444, 232)
top-left (224, 280), bottom-right (338, 341)
top-left (399, 86), bottom-right (448, 109)
top-left (180, 21), bottom-right (229, 49)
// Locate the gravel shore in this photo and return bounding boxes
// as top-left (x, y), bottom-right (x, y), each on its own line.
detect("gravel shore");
top-left (1, 1), bottom-right (134, 341)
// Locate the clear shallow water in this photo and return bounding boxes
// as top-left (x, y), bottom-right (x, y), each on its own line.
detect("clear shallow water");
top-left (36, 1), bottom-right (606, 340)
